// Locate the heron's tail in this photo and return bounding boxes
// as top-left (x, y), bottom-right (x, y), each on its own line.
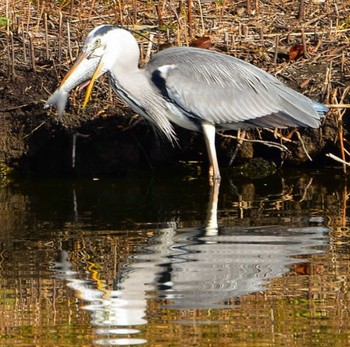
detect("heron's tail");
top-left (312, 101), bottom-right (328, 118)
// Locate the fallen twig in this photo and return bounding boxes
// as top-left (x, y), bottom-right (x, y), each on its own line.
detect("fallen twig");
top-left (326, 153), bottom-right (350, 167)
top-left (23, 121), bottom-right (46, 139)
top-left (2, 101), bottom-right (42, 112)
top-left (229, 129), bottom-right (246, 165)
top-left (72, 132), bottom-right (90, 168)
top-left (326, 104), bottom-right (350, 109)
top-left (218, 132), bottom-right (290, 152)
top-left (294, 130), bottom-right (312, 161)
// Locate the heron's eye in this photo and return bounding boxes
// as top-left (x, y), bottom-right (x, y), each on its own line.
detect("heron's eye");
top-left (95, 38), bottom-right (101, 47)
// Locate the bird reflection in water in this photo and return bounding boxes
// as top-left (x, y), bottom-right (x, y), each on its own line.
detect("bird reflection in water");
top-left (52, 181), bottom-right (328, 345)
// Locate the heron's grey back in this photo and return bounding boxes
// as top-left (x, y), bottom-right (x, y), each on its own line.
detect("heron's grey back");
top-left (146, 47), bottom-right (326, 129)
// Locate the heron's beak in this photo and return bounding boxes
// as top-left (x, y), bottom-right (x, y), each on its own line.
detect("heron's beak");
top-left (82, 58), bottom-right (103, 108)
top-left (60, 51), bottom-right (88, 87)
top-left (60, 51), bottom-right (103, 108)
top-left (45, 50), bottom-right (104, 116)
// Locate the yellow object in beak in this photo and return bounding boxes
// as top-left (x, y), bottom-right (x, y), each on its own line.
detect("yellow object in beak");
top-left (83, 58), bottom-right (103, 108)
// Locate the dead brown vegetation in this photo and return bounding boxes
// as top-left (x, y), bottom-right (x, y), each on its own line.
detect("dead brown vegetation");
top-left (0, 0), bottom-right (349, 176)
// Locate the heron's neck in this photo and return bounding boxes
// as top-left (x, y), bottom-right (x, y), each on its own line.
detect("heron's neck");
top-left (108, 60), bottom-right (141, 93)
top-left (107, 65), bottom-right (177, 143)
top-left (108, 58), bottom-right (153, 113)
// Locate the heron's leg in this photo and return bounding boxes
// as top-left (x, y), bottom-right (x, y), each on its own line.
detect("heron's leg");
top-left (202, 121), bottom-right (221, 181)
top-left (205, 179), bottom-right (220, 234)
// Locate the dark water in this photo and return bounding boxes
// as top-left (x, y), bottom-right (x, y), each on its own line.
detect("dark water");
top-left (0, 169), bottom-right (349, 346)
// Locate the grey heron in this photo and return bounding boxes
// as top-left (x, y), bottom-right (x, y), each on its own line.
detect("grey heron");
top-left (45, 25), bottom-right (328, 180)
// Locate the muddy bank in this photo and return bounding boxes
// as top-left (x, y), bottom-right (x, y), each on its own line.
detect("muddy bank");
top-left (0, 1), bottom-right (348, 177)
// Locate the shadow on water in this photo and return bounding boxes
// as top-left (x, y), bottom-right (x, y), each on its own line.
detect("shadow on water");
top-left (0, 169), bottom-right (348, 346)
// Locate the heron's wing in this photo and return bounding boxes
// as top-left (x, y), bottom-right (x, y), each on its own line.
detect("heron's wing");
top-left (148, 47), bottom-right (322, 128)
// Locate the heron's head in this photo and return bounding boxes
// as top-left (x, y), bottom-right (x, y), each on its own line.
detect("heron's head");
top-left (83, 25), bottom-right (140, 71)
top-left (59, 25), bottom-right (140, 108)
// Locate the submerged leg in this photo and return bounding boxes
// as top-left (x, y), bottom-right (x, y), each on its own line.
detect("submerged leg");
top-left (202, 121), bottom-right (221, 181)
top-left (205, 178), bottom-right (220, 234)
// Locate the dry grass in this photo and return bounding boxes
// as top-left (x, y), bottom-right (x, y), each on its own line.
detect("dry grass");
top-left (0, 0), bottom-right (349, 170)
